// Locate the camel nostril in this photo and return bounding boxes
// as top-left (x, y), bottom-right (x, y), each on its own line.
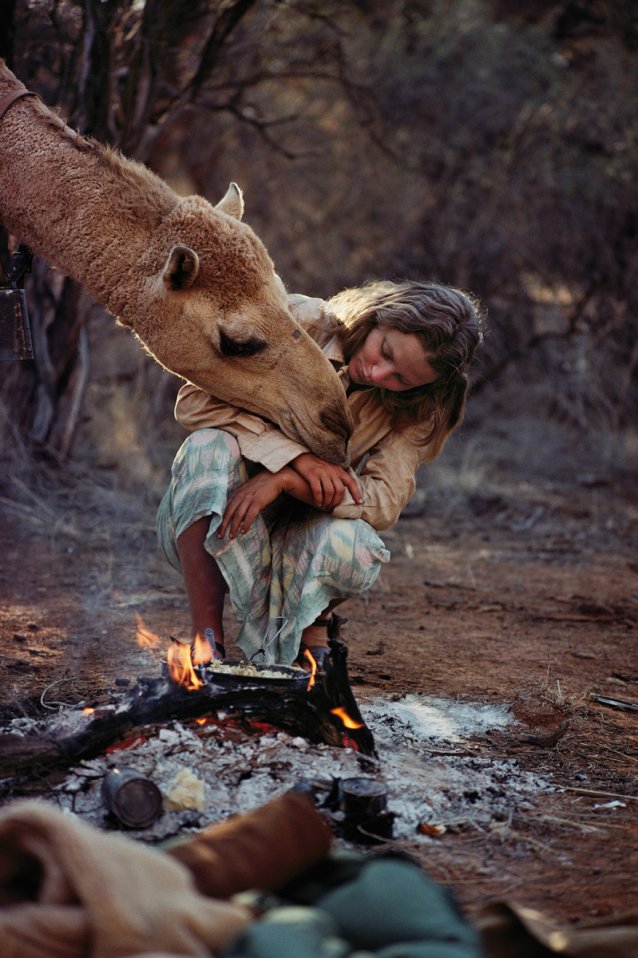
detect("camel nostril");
top-left (320, 405), bottom-right (354, 442)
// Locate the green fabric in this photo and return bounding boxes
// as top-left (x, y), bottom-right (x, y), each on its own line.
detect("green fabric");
top-left (224, 855), bottom-right (482, 958)
top-left (225, 906), bottom-right (349, 958)
top-left (318, 859), bottom-right (480, 953)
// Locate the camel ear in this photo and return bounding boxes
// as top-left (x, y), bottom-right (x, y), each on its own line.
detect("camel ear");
top-left (162, 245), bottom-right (200, 291)
top-left (215, 182), bottom-right (244, 220)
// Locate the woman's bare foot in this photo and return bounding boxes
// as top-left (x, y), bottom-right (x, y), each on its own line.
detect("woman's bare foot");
top-left (298, 614), bottom-right (333, 671)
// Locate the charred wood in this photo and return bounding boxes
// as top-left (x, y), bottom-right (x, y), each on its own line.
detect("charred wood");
top-left (0, 640), bottom-right (375, 785)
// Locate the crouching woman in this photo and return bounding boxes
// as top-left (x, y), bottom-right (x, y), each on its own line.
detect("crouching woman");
top-left (156, 280), bottom-right (484, 667)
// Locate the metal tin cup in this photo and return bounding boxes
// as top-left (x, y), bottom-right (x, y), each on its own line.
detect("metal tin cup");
top-left (340, 777), bottom-right (388, 817)
top-left (101, 767), bottom-right (163, 829)
top-left (339, 777), bottom-right (394, 844)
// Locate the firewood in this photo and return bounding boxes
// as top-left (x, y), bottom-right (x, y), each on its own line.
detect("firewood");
top-left (0, 640), bottom-right (375, 784)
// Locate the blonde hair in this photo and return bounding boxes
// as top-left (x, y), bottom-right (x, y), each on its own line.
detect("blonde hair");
top-left (325, 280), bottom-right (485, 453)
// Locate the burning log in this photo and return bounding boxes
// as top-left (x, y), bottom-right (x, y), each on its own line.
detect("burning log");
top-left (0, 639), bottom-right (375, 785)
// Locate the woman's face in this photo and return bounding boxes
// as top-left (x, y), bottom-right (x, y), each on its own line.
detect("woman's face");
top-left (347, 326), bottom-right (438, 393)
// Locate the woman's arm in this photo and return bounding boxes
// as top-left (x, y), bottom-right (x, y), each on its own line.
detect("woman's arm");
top-left (218, 462), bottom-right (360, 538)
top-left (289, 453), bottom-right (362, 510)
top-left (328, 424), bottom-right (437, 530)
top-left (177, 382), bottom-right (361, 512)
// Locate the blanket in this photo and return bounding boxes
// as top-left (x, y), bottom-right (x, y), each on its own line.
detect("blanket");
top-left (0, 800), bottom-right (250, 958)
top-left (1, 793), bottom-right (636, 958)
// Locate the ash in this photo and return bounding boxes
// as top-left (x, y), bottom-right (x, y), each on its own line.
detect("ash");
top-left (357, 693), bottom-right (550, 837)
top-left (7, 692), bottom-right (552, 844)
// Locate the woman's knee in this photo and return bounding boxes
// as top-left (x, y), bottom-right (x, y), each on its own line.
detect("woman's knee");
top-left (172, 429), bottom-right (245, 487)
top-left (178, 428), bottom-right (242, 466)
top-left (309, 517), bottom-right (389, 591)
top-left (160, 429), bottom-right (248, 543)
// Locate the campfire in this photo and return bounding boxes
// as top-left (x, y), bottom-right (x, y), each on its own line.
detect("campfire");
top-left (0, 623), bottom-right (376, 788)
top-left (0, 619), bottom-right (550, 850)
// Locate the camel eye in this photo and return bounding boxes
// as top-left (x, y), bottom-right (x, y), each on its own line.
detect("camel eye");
top-left (219, 329), bottom-right (268, 357)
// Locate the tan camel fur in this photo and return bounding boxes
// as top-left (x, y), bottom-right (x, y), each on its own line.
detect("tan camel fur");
top-left (0, 63), bottom-right (352, 464)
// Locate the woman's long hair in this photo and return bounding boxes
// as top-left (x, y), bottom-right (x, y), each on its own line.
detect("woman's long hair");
top-left (325, 280), bottom-right (485, 452)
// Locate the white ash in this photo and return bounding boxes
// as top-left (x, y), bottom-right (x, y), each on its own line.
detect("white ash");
top-left (3, 692), bottom-right (552, 844)
top-left (50, 723), bottom-right (366, 840)
top-left (362, 693), bottom-right (512, 743)
top-left (359, 694), bottom-right (550, 837)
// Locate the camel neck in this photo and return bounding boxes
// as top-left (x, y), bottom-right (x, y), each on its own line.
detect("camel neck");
top-left (0, 77), bottom-right (175, 318)
top-left (0, 89), bottom-right (39, 124)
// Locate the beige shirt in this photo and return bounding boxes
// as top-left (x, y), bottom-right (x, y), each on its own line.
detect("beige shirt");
top-left (174, 294), bottom-right (439, 531)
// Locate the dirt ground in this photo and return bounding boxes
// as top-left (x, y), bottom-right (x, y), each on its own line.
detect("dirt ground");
top-left (0, 409), bottom-right (636, 932)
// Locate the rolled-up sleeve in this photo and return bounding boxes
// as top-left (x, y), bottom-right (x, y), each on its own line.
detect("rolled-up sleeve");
top-left (332, 425), bottom-right (435, 531)
top-left (174, 384), bottom-right (308, 472)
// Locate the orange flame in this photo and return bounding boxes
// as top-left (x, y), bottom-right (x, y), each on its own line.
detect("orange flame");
top-left (135, 613), bottom-right (162, 650)
top-left (304, 648), bottom-right (318, 690)
top-left (82, 707), bottom-right (95, 716)
top-left (330, 706), bottom-right (363, 730)
top-left (167, 640), bottom-right (204, 691)
top-left (191, 631), bottom-right (214, 667)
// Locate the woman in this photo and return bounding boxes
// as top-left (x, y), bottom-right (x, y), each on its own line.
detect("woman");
top-left (156, 280), bottom-right (484, 668)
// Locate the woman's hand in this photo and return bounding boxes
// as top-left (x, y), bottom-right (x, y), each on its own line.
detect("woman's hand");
top-left (219, 456), bottom-right (363, 539)
top-left (219, 470), bottom-right (284, 539)
top-left (291, 453), bottom-right (362, 510)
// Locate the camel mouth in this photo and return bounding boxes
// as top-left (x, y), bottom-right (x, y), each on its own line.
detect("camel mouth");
top-left (284, 406), bottom-right (350, 466)
top-left (304, 425), bottom-right (350, 466)
top-left (319, 406), bottom-right (353, 462)
top-left (320, 403), bottom-right (354, 440)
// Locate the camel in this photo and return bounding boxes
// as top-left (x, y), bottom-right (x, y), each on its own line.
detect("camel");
top-left (0, 62), bottom-right (352, 464)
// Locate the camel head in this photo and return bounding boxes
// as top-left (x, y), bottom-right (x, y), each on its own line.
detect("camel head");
top-left (0, 62), bottom-right (351, 462)
top-left (126, 184), bottom-right (352, 465)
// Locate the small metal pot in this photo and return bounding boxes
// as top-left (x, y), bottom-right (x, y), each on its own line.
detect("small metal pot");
top-left (101, 767), bottom-right (163, 829)
top-left (339, 776), bottom-right (394, 844)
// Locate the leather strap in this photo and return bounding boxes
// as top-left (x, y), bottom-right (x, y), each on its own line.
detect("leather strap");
top-left (0, 88), bottom-right (39, 124)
